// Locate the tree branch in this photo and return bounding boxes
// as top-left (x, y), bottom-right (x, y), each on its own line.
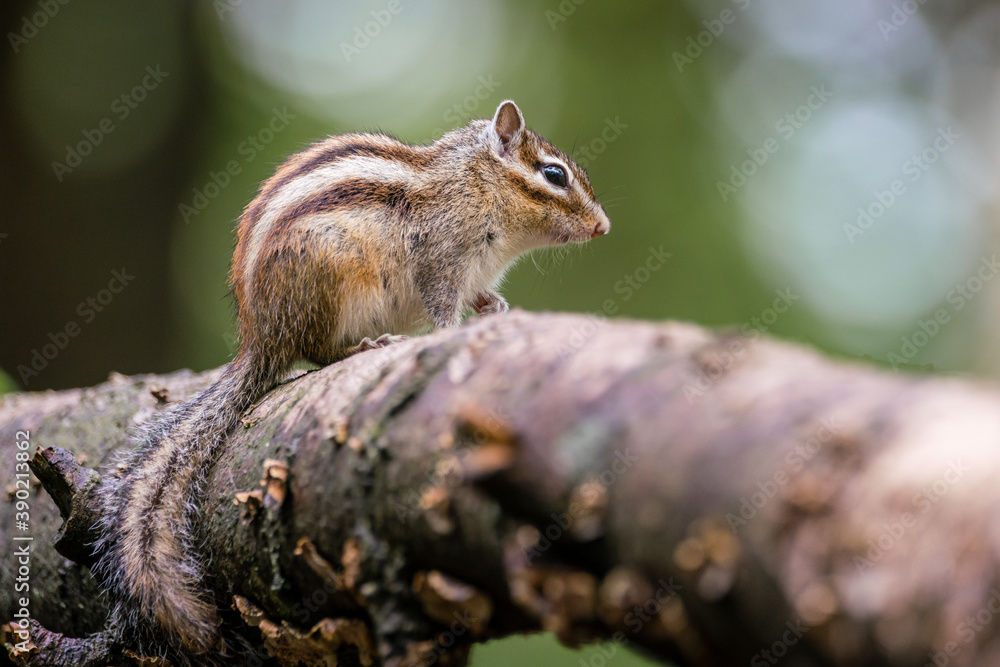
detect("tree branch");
top-left (3, 311), bottom-right (1000, 666)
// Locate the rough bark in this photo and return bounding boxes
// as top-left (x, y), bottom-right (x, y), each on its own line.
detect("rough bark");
top-left (3, 310), bottom-right (1000, 666)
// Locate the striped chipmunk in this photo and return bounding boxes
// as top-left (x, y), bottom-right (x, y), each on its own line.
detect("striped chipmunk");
top-left (95, 100), bottom-right (610, 659)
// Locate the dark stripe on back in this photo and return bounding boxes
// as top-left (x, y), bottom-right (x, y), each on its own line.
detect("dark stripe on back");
top-left (243, 138), bottom-right (436, 229)
top-left (262, 178), bottom-right (427, 250)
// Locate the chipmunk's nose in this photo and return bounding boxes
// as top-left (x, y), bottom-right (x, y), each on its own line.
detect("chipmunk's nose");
top-left (591, 219), bottom-right (610, 238)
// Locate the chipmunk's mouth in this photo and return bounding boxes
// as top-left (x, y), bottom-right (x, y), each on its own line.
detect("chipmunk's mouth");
top-left (550, 230), bottom-right (592, 245)
top-left (550, 225), bottom-right (608, 245)
top-left (547, 212), bottom-right (610, 245)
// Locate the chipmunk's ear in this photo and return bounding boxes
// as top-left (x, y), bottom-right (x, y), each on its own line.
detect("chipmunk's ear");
top-left (492, 100), bottom-right (525, 157)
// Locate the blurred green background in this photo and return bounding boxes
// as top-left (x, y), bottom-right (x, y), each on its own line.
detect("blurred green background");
top-left (2, 0), bottom-right (999, 663)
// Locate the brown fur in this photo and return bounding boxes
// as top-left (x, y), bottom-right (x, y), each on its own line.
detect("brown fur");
top-left (97, 100), bottom-right (610, 661)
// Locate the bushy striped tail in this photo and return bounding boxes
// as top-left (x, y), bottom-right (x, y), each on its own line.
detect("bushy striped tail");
top-left (95, 347), bottom-right (280, 658)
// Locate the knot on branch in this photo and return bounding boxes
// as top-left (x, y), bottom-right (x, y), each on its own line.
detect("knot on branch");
top-left (2, 620), bottom-right (130, 667)
top-left (28, 446), bottom-right (103, 568)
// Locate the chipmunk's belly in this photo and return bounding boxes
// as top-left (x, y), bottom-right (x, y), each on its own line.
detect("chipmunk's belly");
top-left (336, 268), bottom-right (428, 343)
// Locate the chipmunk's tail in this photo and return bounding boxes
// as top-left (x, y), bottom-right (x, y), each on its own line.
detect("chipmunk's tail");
top-left (95, 345), bottom-right (282, 659)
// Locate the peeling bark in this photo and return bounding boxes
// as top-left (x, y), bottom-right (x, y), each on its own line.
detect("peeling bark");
top-left (3, 311), bottom-right (1000, 666)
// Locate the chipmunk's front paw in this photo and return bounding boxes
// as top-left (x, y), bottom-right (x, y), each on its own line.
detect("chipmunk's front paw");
top-left (353, 333), bottom-right (408, 352)
top-left (472, 291), bottom-right (509, 316)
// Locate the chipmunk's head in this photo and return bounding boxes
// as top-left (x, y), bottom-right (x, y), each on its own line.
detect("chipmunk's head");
top-left (483, 100), bottom-right (610, 249)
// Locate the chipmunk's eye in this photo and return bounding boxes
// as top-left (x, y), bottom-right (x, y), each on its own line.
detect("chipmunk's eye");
top-left (542, 164), bottom-right (568, 188)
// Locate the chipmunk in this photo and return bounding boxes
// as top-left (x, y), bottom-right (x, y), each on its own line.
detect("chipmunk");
top-left (95, 100), bottom-right (610, 660)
